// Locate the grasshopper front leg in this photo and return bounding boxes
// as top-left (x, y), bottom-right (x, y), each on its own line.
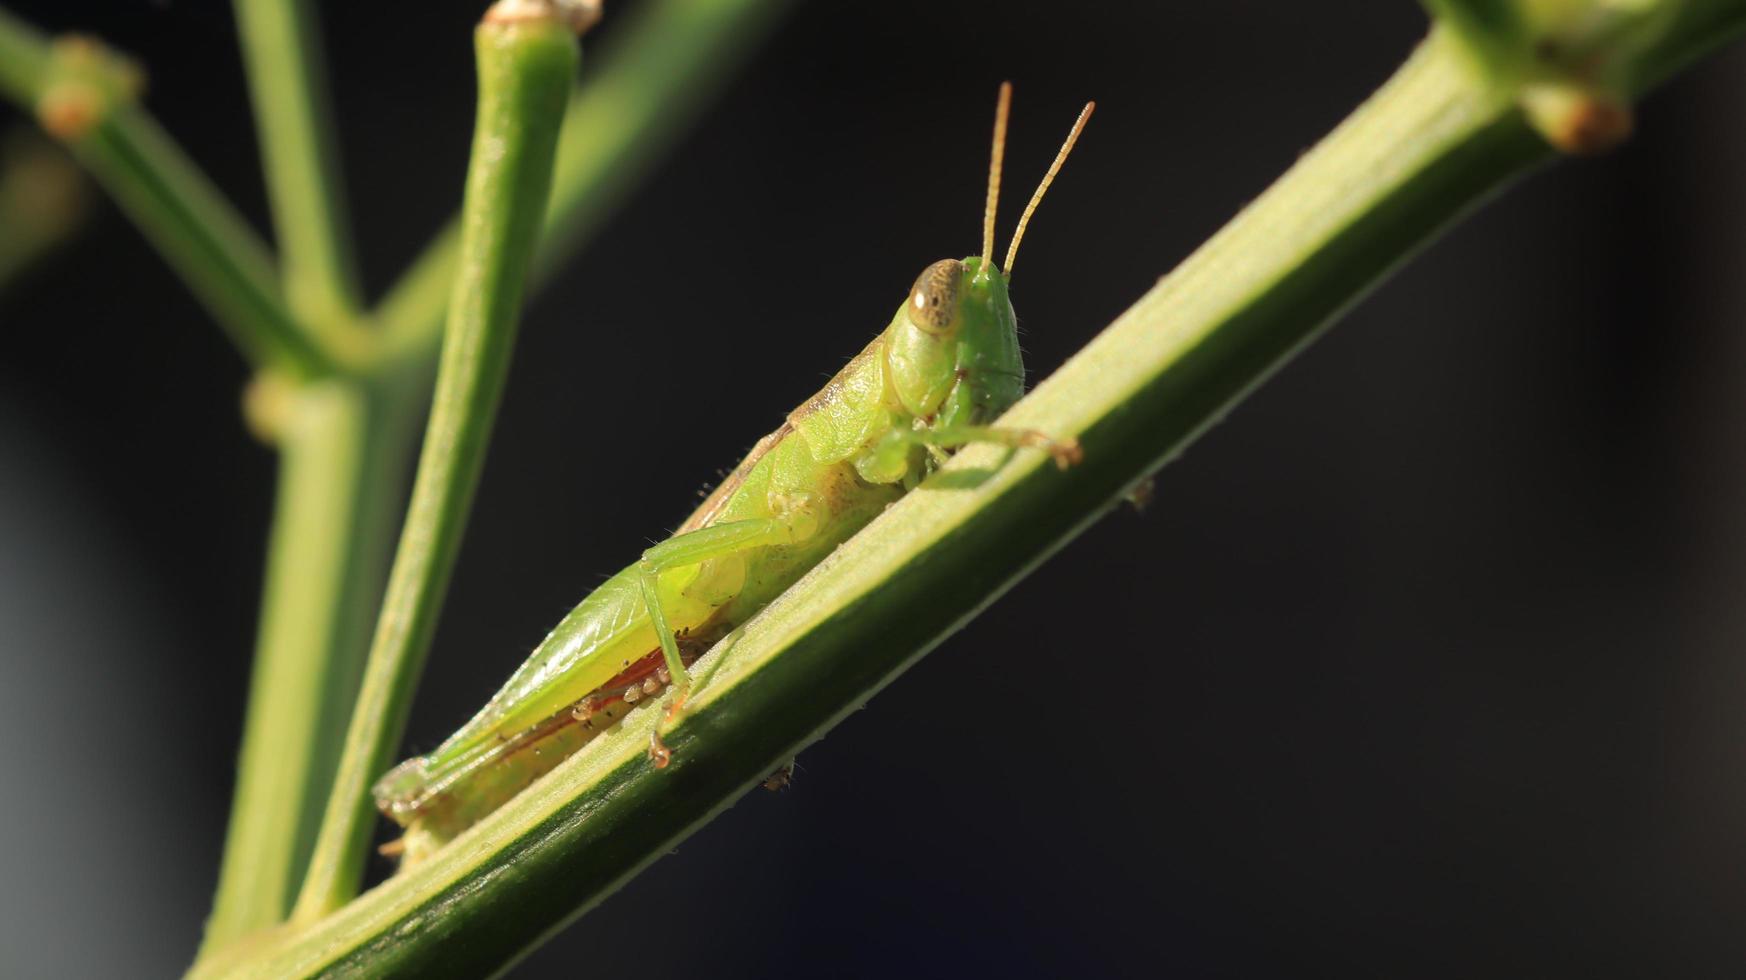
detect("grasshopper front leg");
top-left (919, 423), bottom-right (1083, 468)
top-left (861, 422), bottom-right (1082, 480)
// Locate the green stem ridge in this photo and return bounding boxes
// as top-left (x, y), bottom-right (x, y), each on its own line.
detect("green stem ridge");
top-left (232, 0), bottom-right (364, 340)
top-left (291, 10), bottom-right (581, 920)
top-left (373, 0), bottom-right (794, 361)
top-left (198, 381), bottom-right (411, 954)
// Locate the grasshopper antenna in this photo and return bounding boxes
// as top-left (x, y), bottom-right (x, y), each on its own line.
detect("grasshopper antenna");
top-left (982, 81), bottom-right (1012, 273)
top-left (1004, 100), bottom-right (1095, 276)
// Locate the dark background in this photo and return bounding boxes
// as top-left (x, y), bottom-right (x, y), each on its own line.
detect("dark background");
top-left (4, 1), bottom-right (1745, 977)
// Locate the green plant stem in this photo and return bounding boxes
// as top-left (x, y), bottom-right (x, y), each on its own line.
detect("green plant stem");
top-left (0, 9), bottom-right (49, 104)
top-left (198, 379), bottom-right (412, 954)
top-left (1420, 0), bottom-right (1527, 76)
top-left (232, 0), bottom-right (364, 343)
top-left (195, 2), bottom-right (381, 952)
top-left (0, 9), bottom-right (332, 377)
top-left (189, 12), bottom-right (1746, 972)
top-left (80, 108), bottom-right (335, 375)
top-left (291, 9), bottom-right (580, 921)
top-left (373, 0), bottom-right (793, 362)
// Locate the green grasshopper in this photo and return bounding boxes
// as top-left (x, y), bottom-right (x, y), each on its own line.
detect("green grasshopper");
top-left (374, 83), bottom-right (1093, 861)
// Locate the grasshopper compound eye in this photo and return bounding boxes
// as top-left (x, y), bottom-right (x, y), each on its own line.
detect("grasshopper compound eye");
top-left (907, 258), bottom-right (963, 333)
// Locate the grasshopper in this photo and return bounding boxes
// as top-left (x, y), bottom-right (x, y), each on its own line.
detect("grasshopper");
top-left (375, 83), bottom-right (1093, 861)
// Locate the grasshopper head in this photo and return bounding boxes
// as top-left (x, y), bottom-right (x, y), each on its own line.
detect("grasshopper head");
top-left (885, 255), bottom-right (1023, 426)
top-left (885, 85), bottom-right (1092, 428)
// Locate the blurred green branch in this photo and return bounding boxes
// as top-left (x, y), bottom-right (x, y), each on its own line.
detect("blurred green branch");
top-left (200, 378), bottom-right (413, 954)
top-left (0, 10), bottom-right (333, 376)
top-left (232, 0), bottom-right (364, 344)
top-left (200, 2), bottom-right (382, 951)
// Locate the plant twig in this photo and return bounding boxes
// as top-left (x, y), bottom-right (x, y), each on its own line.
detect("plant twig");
top-left (196, 2), bottom-right (384, 950)
top-left (1420, 0), bottom-right (1528, 76)
top-left (197, 378), bottom-right (414, 955)
top-left (0, 8), bottom-right (50, 106)
top-left (232, 0), bottom-right (365, 343)
top-left (290, 3), bottom-right (583, 920)
top-left (0, 10), bottom-right (332, 377)
top-left (373, 0), bottom-right (794, 363)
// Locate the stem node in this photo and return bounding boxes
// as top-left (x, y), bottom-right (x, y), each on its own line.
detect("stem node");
top-left (1520, 81), bottom-right (1633, 154)
top-left (485, 0), bottom-right (604, 34)
top-left (34, 35), bottom-right (141, 140)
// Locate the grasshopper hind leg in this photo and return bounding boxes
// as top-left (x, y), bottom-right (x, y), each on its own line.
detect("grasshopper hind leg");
top-left (634, 514), bottom-right (812, 767)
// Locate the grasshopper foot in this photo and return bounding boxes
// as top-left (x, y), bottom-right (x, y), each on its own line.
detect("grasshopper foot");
top-left (1048, 436), bottom-right (1084, 469)
top-left (1014, 430), bottom-right (1082, 469)
top-left (648, 682), bottom-right (690, 769)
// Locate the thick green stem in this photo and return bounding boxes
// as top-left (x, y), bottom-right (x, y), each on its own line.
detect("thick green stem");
top-left (373, 0), bottom-right (793, 361)
top-left (291, 7), bottom-right (580, 919)
top-left (198, 380), bottom-right (411, 954)
top-left (0, 11), bottom-right (331, 376)
top-left (232, 0), bottom-right (364, 342)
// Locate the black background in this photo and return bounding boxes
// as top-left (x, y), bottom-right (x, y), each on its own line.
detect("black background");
top-left (3, 2), bottom-right (1746, 977)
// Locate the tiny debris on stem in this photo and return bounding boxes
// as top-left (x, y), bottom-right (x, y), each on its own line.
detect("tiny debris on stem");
top-left (761, 760), bottom-right (797, 792)
top-left (35, 36), bottom-right (144, 141)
